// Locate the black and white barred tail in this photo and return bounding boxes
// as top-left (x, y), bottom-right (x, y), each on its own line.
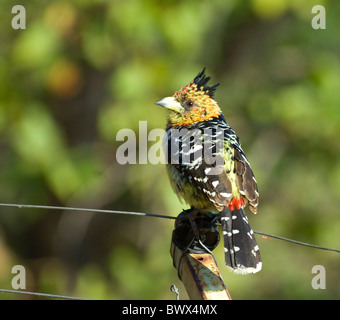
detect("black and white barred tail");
top-left (220, 207), bottom-right (262, 274)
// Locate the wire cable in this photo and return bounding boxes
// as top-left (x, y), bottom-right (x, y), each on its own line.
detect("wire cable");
top-left (0, 202), bottom-right (339, 253)
top-left (0, 288), bottom-right (89, 300)
top-left (0, 202), bottom-right (176, 220)
top-left (254, 230), bottom-right (340, 253)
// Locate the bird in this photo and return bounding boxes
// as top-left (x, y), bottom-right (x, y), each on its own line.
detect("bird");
top-left (155, 68), bottom-right (262, 274)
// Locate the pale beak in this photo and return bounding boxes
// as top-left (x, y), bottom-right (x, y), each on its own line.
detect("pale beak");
top-left (155, 97), bottom-right (184, 113)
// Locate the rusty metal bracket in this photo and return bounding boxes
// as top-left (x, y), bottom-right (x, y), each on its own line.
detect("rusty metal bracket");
top-left (170, 211), bottom-right (231, 300)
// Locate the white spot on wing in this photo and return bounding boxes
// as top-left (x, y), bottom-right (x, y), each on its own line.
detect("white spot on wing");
top-left (212, 181), bottom-right (219, 188)
top-left (204, 168), bottom-right (212, 174)
top-left (221, 216), bottom-right (230, 221)
top-left (220, 192), bottom-right (232, 198)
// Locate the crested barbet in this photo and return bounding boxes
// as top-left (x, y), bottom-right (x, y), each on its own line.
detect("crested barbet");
top-left (155, 68), bottom-right (261, 274)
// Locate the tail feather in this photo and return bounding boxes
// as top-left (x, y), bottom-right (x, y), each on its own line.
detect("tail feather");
top-left (220, 207), bottom-right (262, 274)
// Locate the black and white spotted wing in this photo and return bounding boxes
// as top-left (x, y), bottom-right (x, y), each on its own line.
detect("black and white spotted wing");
top-left (164, 114), bottom-right (258, 213)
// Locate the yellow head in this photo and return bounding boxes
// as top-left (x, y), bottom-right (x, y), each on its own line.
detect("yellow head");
top-left (156, 69), bottom-right (221, 127)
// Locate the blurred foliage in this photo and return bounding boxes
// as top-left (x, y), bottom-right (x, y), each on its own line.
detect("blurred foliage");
top-left (0, 0), bottom-right (339, 299)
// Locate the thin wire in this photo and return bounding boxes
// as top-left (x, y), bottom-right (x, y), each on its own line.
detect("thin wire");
top-left (170, 284), bottom-right (180, 300)
top-left (198, 238), bottom-right (219, 266)
top-left (0, 203), bottom-right (176, 220)
top-left (254, 230), bottom-right (340, 254)
top-left (0, 288), bottom-right (89, 300)
top-left (0, 202), bottom-right (339, 253)
top-left (176, 237), bottom-right (196, 281)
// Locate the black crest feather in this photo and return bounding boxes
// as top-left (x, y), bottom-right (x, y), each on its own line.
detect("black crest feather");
top-left (192, 67), bottom-right (220, 98)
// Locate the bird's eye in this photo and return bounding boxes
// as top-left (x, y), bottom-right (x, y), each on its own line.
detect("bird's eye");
top-left (186, 101), bottom-right (194, 107)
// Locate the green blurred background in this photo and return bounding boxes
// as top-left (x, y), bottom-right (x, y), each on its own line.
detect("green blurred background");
top-left (0, 0), bottom-right (339, 299)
